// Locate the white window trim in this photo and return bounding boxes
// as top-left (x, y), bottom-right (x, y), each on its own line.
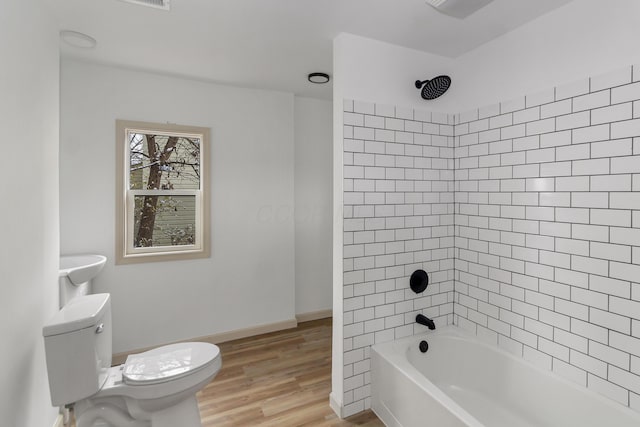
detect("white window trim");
top-left (115, 120), bottom-right (211, 264)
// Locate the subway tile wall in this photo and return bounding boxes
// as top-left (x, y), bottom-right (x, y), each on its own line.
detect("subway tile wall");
top-left (454, 65), bottom-right (640, 412)
top-left (342, 100), bottom-right (455, 416)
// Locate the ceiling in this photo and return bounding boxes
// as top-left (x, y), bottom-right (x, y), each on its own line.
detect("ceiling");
top-left (48, 0), bottom-right (573, 100)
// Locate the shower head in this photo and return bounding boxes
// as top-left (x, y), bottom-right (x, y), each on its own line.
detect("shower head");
top-left (415, 75), bottom-right (451, 100)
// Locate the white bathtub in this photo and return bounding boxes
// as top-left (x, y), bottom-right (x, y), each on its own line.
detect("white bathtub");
top-left (371, 326), bottom-right (640, 427)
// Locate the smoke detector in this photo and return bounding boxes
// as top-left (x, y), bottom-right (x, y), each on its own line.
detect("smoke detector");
top-left (118, 0), bottom-right (170, 11)
top-left (425, 0), bottom-right (493, 19)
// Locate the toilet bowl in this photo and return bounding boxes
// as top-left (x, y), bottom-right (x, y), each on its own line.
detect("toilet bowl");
top-left (43, 293), bottom-right (221, 427)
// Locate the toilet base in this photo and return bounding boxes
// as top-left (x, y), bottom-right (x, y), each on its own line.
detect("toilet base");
top-left (75, 395), bottom-right (202, 427)
top-left (151, 395), bottom-right (202, 427)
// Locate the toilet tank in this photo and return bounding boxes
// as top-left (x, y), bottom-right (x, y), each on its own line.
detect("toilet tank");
top-left (43, 293), bottom-right (112, 406)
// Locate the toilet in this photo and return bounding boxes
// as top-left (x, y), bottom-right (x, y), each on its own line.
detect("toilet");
top-left (43, 293), bottom-right (221, 427)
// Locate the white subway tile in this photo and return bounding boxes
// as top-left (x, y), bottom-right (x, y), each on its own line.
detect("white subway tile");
top-left (555, 300), bottom-right (589, 322)
top-left (556, 144), bottom-right (590, 161)
top-left (514, 107), bottom-right (541, 125)
top-left (526, 118), bottom-right (555, 136)
top-left (611, 192), bottom-right (640, 209)
top-left (591, 103), bottom-right (633, 125)
top-left (590, 340), bottom-right (629, 371)
top-left (540, 130), bottom-right (571, 148)
top-left (611, 331), bottom-right (640, 355)
top-left (556, 207), bottom-right (590, 224)
top-left (469, 119), bottom-right (489, 133)
top-left (541, 99), bottom-right (572, 119)
top-left (571, 318), bottom-right (607, 342)
top-left (611, 155), bottom-right (640, 174)
top-left (526, 148), bottom-right (555, 163)
top-left (612, 119), bottom-right (640, 139)
top-left (591, 308), bottom-right (631, 334)
top-left (572, 159), bottom-right (609, 176)
top-left (591, 242), bottom-right (631, 263)
top-left (514, 135), bottom-right (540, 151)
top-left (571, 192), bottom-right (608, 208)
top-left (489, 113), bottom-right (513, 129)
top-left (344, 112), bottom-right (364, 126)
top-left (591, 139), bottom-right (632, 158)
top-left (556, 176), bottom-right (589, 192)
top-left (572, 255), bottom-right (609, 276)
top-left (556, 111), bottom-right (590, 131)
top-left (573, 90), bottom-right (610, 112)
top-left (591, 209), bottom-right (631, 227)
top-left (612, 81), bottom-right (640, 104)
top-left (540, 161), bottom-right (572, 177)
top-left (609, 366), bottom-right (640, 395)
top-left (573, 124), bottom-right (610, 144)
top-left (610, 261), bottom-right (640, 284)
top-left (556, 238), bottom-right (589, 256)
top-left (610, 297), bottom-right (640, 320)
top-left (589, 274), bottom-right (630, 299)
top-left (570, 350), bottom-right (607, 378)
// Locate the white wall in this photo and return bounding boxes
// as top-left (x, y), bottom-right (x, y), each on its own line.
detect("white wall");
top-left (452, 0), bottom-right (640, 112)
top-left (333, 0), bottom-right (640, 115)
top-left (294, 97), bottom-right (333, 315)
top-left (0, 0), bottom-right (60, 426)
top-left (334, 33), bottom-right (454, 112)
top-left (60, 60), bottom-right (296, 353)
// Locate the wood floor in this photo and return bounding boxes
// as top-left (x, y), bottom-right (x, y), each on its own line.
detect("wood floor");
top-left (70, 318), bottom-right (383, 426)
top-left (197, 318), bottom-right (383, 426)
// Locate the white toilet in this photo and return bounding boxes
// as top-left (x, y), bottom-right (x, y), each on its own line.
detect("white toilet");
top-left (43, 293), bottom-right (221, 427)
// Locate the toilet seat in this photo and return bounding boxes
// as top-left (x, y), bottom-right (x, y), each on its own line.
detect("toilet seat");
top-left (123, 342), bottom-right (220, 386)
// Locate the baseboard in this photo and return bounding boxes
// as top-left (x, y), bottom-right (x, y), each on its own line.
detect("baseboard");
top-left (329, 391), bottom-right (344, 418)
top-left (112, 318), bottom-right (298, 365)
top-left (52, 414), bottom-right (64, 427)
top-left (296, 309), bottom-right (332, 323)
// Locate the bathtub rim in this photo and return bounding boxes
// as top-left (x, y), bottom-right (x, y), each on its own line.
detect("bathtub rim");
top-left (371, 324), bottom-right (640, 425)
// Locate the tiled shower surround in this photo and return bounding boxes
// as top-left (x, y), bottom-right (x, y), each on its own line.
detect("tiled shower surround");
top-left (342, 65), bottom-right (640, 416)
top-left (342, 101), bottom-right (456, 415)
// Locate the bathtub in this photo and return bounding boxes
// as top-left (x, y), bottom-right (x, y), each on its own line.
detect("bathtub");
top-left (371, 326), bottom-right (640, 427)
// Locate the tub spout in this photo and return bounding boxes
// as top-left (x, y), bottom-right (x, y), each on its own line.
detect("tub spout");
top-left (416, 314), bottom-right (436, 330)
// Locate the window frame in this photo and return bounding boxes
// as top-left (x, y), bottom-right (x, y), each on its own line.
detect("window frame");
top-left (115, 119), bottom-right (210, 264)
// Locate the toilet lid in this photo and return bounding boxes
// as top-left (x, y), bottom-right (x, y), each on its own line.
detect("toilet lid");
top-left (123, 342), bottom-right (220, 386)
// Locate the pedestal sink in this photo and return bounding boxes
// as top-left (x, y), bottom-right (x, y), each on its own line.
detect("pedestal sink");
top-left (59, 254), bottom-right (107, 307)
top-left (59, 254), bottom-right (107, 285)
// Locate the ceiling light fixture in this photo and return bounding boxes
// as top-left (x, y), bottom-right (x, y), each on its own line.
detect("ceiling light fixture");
top-left (60, 30), bottom-right (97, 49)
top-left (308, 73), bottom-right (330, 84)
top-left (425, 0), bottom-right (494, 19)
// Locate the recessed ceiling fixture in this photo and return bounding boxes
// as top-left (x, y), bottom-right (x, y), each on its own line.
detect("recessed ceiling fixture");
top-left (60, 30), bottom-right (97, 49)
top-left (308, 73), bottom-right (330, 84)
top-left (425, 0), bottom-right (494, 19)
top-left (118, 0), bottom-right (170, 11)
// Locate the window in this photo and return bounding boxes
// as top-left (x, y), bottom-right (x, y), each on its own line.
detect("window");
top-left (116, 120), bottom-right (210, 264)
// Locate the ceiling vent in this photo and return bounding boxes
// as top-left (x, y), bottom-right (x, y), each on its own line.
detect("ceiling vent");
top-left (425, 0), bottom-right (493, 19)
top-left (119, 0), bottom-right (170, 11)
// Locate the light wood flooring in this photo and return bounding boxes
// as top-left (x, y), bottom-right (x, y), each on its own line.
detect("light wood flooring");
top-left (70, 318), bottom-right (383, 426)
top-left (198, 318), bottom-right (383, 426)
